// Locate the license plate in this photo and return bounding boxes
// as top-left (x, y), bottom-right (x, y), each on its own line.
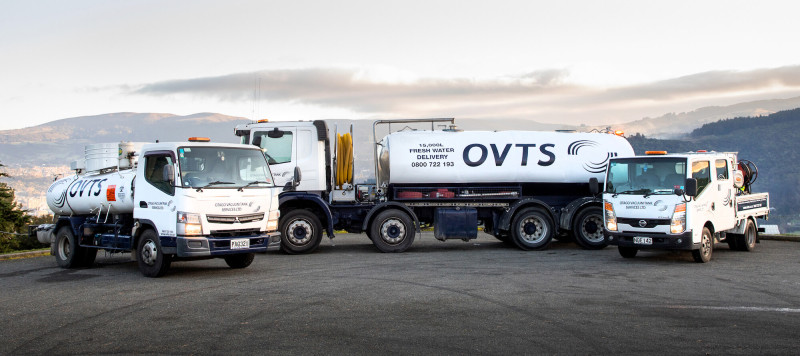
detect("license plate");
top-left (230, 238), bottom-right (250, 250)
top-left (633, 236), bottom-right (652, 245)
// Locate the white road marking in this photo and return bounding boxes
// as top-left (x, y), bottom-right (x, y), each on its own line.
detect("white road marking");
top-left (668, 305), bottom-right (800, 313)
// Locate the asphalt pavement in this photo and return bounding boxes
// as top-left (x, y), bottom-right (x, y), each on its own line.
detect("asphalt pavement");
top-left (1, 233), bottom-right (799, 355)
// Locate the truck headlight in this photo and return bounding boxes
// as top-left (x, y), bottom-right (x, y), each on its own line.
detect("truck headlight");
top-left (604, 201), bottom-right (617, 232)
top-left (266, 210), bottom-right (280, 232)
top-left (670, 203), bottom-right (686, 234)
top-left (177, 211), bottom-right (203, 236)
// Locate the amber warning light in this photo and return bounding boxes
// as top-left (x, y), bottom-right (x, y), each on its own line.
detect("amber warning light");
top-left (188, 137), bottom-right (211, 142)
top-left (645, 151), bottom-right (668, 155)
top-left (614, 130), bottom-right (624, 136)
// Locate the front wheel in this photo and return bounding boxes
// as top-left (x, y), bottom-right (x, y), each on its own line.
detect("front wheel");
top-left (370, 209), bottom-right (415, 253)
top-left (692, 227), bottom-right (713, 263)
top-left (618, 246), bottom-right (638, 258)
top-left (280, 209), bottom-right (323, 254)
top-left (137, 230), bottom-right (171, 277)
top-left (511, 207), bottom-right (554, 250)
top-left (572, 207), bottom-right (607, 250)
top-left (224, 253), bottom-right (255, 269)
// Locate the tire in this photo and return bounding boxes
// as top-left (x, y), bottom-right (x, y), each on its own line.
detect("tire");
top-left (80, 248), bottom-right (98, 267)
top-left (280, 209), bottom-right (323, 254)
top-left (137, 229), bottom-right (171, 277)
top-left (54, 226), bottom-right (83, 268)
top-left (369, 209), bottom-right (415, 253)
top-left (618, 246), bottom-right (638, 258)
top-left (734, 220), bottom-right (757, 252)
top-left (510, 207), bottom-right (554, 251)
top-left (692, 227), bottom-right (713, 263)
top-left (572, 207), bottom-right (607, 250)
top-left (224, 253), bottom-right (255, 269)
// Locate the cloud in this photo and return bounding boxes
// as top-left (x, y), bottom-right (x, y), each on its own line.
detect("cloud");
top-left (129, 65), bottom-right (800, 124)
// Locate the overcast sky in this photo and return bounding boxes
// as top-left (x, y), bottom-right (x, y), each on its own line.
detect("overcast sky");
top-left (1, 0), bottom-right (800, 130)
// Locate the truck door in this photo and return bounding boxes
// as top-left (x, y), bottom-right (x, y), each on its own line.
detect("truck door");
top-left (690, 160), bottom-right (712, 242)
top-left (712, 158), bottom-right (736, 231)
top-left (134, 152), bottom-right (178, 239)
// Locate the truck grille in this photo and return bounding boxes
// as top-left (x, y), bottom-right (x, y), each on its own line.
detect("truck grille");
top-left (206, 213), bottom-right (264, 224)
top-left (617, 218), bottom-right (670, 228)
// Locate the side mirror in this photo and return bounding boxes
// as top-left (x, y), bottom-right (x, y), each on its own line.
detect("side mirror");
top-left (251, 136), bottom-right (262, 148)
top-left (293, 166), bottom-right (302, 186)
top-left (267, 128), bottom-right (285, 138)
top-left (588, 177), bottom-right (599, 196)
top-left (162, 164), bottom-right (175, 184)
top-left (684, 178), bottom-right (698, 197)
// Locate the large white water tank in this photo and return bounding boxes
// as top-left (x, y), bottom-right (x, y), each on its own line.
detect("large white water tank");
top-left (46, 169), bottom-right (136, 216)
top-left (377, 131), bottom-right (634, 184)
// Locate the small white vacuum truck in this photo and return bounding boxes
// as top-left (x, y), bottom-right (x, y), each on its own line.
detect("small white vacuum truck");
top-left (603, 150), bottom-right (770, 262)
top-left (33, 139), bottom-right (281, 277)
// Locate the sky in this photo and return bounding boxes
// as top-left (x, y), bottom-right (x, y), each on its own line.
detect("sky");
top-left (1, 0), bottom-right (800, 130)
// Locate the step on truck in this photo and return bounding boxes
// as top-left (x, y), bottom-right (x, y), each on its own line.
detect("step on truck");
top-left (603, 150), bottom-right (770, 262)
top-left (33, 138), bottom-right (282, 277)
top-left (234, 118), bottom-right (633, 253)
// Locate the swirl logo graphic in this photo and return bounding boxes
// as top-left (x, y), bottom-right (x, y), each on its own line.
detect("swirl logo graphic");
top-left (568, 140), bottom-right (619, 174)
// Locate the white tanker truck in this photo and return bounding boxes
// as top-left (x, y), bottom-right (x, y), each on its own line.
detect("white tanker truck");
top-left (33, 139), bottom-right (282, 277)
top-left (234, 118), bottom-right (633, 253)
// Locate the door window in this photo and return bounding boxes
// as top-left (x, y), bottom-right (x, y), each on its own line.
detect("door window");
top-left (144, 154), bottom-right (175, 195)
top-left (715, 159), bottom-right (728, 180)
top-left (691, 161), bottom-right (711, 196)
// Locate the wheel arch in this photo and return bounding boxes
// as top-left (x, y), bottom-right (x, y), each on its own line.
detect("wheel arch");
top-left (280, 192), bottom-right (335, 237)
top-left (362, 202), bottom-right (421, 234)
top-left (498, 198), bottom-right (557, 233)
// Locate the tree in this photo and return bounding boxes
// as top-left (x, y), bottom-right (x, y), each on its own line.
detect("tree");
top-left (0, 162), bottom-right (35, 252)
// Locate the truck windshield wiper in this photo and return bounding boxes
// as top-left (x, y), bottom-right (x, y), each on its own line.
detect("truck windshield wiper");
top-left (612, 189), bottom-right (651, 197)
top-left (238, 180), bottom-right (272, 191)
top-left (196, 181), bottom-right (234, 192)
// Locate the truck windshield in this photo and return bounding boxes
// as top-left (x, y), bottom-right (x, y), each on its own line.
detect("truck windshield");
top-left (177, 147), bottom-right (274, 189)
top-left (605, 158), bottom-right (687, 195)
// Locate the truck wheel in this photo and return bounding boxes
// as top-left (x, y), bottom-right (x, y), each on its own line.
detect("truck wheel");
top-left (224, 253), bottom-right (255, 269)
top-left (280, 209), bottom-right (323, 254)
top-left (80, 248), bottom-right (98, 267)
top-left (692, 227), bottom-right (713, 263)
top-left (511, 207), bottom-right (554, 250)
top-left (572, 207), bottom-right (607, 250)
top-left (618, 246), bottom-right (638, 258)
top-left (137, 230), bottom-right (171, 277)
top-left (370, 209), bottom-right (415, 253)
top-left (734, 219), bottom-right (757, 252)
top-left (55, 226), bottom-right (83, 268)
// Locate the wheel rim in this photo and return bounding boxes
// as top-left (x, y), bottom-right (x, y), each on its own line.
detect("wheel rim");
top-left (141, 240), bottom-right (158, 266)
top-left (287, 219), bottom-right (313, 246)
top-left (380, 218), bottom-right (406, 245)
top-left (58, 236), bottom-right (70, 260)
top-left (581, 215), bottom-right (604, 243)
top-left (701, 233), bottom-right (711, 258)
top-left (519, 216), bottom-right (547, 244)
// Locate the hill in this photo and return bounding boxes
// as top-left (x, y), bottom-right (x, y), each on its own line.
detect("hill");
top-left (628, 108), bottom-right (800, 231)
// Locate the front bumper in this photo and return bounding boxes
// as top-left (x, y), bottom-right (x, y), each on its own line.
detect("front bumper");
top-left (176, 232), bottom-right (281, 257)
top-left (605, 230), bottom-right (697, 250)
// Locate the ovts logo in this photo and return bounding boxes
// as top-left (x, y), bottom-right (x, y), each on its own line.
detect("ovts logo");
top-left (568, 140), bottom-right (620, 174)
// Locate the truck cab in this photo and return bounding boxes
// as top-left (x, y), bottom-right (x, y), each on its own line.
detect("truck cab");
top-left (603, 151), bottom-right (769, 262)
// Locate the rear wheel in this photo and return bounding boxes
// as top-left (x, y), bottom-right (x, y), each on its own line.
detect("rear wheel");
top-left (370, 209), bottom-right (415, 253)
top-left (692, 227), bottom-right (713, 263)
top-left (224, 253), bottom-right (255, 269)
top-left (137, 229), bottom-right (171, 277)
top-left (572, 207), bottom-right (607, 250)
top-left (280, 209), bottom-right (323, 254)
top-left (511, 207), bottom-right (554, 250)
top-left (618, 246), bottom-right (638, 258)
top-left (734, 220), bottom-right (757, 252)
top-left (55, 227), bottom-right (82, 268)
